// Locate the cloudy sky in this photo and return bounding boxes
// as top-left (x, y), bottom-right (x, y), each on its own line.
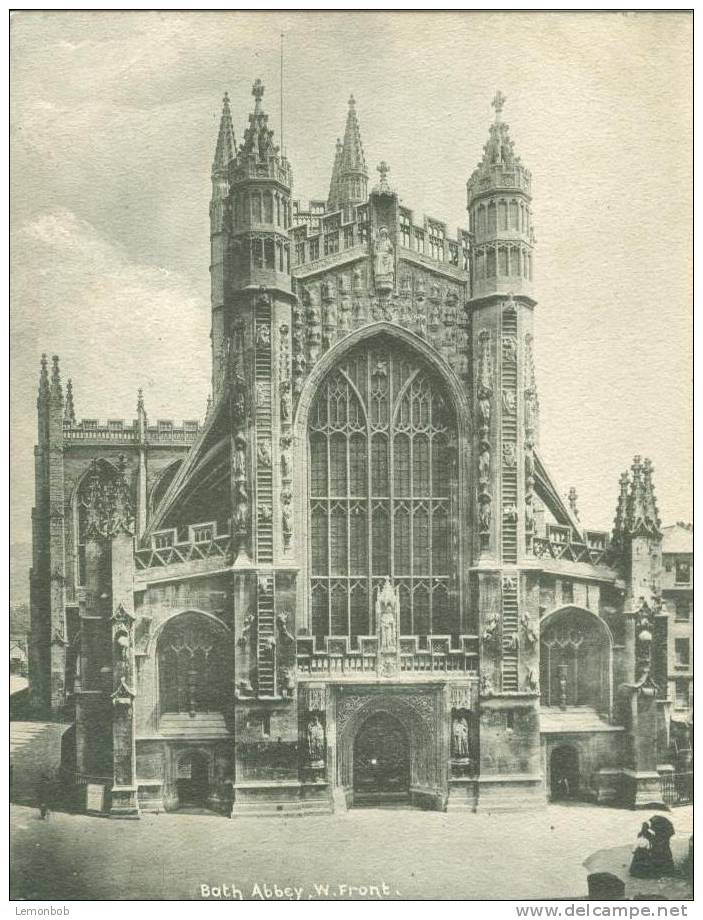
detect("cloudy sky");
top-left (11, 11), bottom-right (692, 550)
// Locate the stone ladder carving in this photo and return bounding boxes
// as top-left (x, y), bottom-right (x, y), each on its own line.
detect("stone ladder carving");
top-left (501, 303), bottom-right (519, 565)
top-left (500, 301), bottom-right (520, 693)
top-left (256, 574), bottom-right (276, 697)
top-left (501, 574), bottom-right (519, 692)
top-left (255, 298), bottom-right (274, 564)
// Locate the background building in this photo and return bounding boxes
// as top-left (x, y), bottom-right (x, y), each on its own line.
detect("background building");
top-left (661, 524), bottom-right (693, 736)
top-left (29, 83), bottom-right (689, 817)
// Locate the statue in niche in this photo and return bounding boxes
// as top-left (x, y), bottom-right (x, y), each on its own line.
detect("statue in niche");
top-left (256, 383), bottom-right (268, 408)
top-left (502, 389), bottom-right (516, 415)
top-left (339, 299), bottom-right (351, 332)
top-left (429, 303), bottom-right (441, 327)
top-left (525, 668), bottom-right (539, 692)
top-left (280, 667), bottom-right (296, 700)
top-left (114, 630), bottom-right (130, 682)
top-left (280, 379), bottom-right (292, 422)
top-left (292, 353), bottom-right (306, 381)
top-left (482, 611), bottom-right (500, 644)
top-left (503, 335), bottom-right (518, 364)
top-left (416, 310), bottom-right (427, 337)
top-left (452, 715), bottom-right (470, 759)
top-left (525, 497), bottom-right (535, 533)
top-left (256, 324), bottom-right (271, 347)
top-left (306, 715), bottom-right (325, 764)
top-left (525, 390), bottom-right (538, 434)
top-left (280, 436), bottom-right (293, 481)
top-left (478, 499), bottom-right (491, 533)
top-left (233, 437), bottom-right (246, 482)
top-left (479, 669), bottom-right (494, 696)
top-left (478, 445), bottom-right (490, 483)
top-left (233, 476), bottom-right (248, 508)
top-left (520, 612), bottom-right (538, 647)
top-left (281, 489), bottom-right (294, 550)
top-left (323, 298), bottom-right (337, 327)
top-left (259, 504), bottom-right (272, 523)
top-left (478, 393), bottom-right (491, 430)
top-left (503, 442), bottom-right (517, 467)
top-left (257, 440), bottom-right (272, 468)
top-left (237, 612), bottom-right (255, 649)
top-left (376, 577), bottom-right (399, 651)
top-left (374, 226), bottom-right (394, 289)
top-left (503, 502), bottom-right (519, 522)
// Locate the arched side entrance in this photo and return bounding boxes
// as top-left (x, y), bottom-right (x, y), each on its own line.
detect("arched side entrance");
top-left (353, 711), bottom-right (410, 806)
top-left (550, 744), bottom-right (580, 801)
top-left (335, 688), bottom-right (447, 810)
top-left (175, 749), bottom-right (210, 808)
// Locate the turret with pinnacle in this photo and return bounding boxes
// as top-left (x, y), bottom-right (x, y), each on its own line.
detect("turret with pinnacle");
top-left (327, 95), bottom-right (368, 219)
top-left (210, 81), bottom-right (295, 402)
top-left (467, 92), bottom-right (534, 302)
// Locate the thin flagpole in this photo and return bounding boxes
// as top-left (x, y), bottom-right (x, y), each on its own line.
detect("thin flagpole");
top-left (280, 32), bottom-right (284, 154)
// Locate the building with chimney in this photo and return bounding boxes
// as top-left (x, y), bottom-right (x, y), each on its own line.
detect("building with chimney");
top-left (29, 82), bottom-right (688, 817)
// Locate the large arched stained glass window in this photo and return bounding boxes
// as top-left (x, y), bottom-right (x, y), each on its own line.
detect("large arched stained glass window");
top-left (308, 337), bottom-right (459, 645)
top-left (158, 613), bottom-right (231, 715)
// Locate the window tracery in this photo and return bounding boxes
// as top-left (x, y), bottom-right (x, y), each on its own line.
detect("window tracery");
top-left (308, 339), bottom-right (459, 644)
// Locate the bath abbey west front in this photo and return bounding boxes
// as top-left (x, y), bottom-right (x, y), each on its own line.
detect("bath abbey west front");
top-left (31, 83), bottom-right (680, 817)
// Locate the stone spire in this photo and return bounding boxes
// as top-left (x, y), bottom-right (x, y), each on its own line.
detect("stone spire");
top-left (341, 94), bottom-right (366, 175)
top-left (37, 353), bottom-right (50, 407)
top-left (612, 456), bottom-right (662, 545)
top-left (642, 458), bottom-right (662, 533)
top-left (627, 456), bottom-right (646, 534)
top-left (327, 137), bottom-right (344, 211)
top-left (50, 355), bottom-right (63, 407)
top-left (329, 94), bottom-right (368, 215)
top-left (212, 91), bottom-right (236, 176)
top-left (240, 79), bottom-right (278, 160)
top-left (612, 470), bottom-right (630, 544)
top-left (63, 379), bottom-right (76, 426)
top-left (474, 91), bottom-right (525, 174)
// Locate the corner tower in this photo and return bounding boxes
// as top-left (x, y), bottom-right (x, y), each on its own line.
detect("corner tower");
top-left (210, 81), bottom-right (295, 402)
top-left (467, 94), bottom-right (543, 811)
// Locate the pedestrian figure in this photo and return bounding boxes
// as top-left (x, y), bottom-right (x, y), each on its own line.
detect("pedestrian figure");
top-left (649, 815), bottom-right (676, 877)
top-left (37, 774), bottom-right (51, 820)
top-left (629, 821), bottom-right (654, 878)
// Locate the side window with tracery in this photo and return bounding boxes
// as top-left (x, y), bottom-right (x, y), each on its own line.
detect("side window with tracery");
top-left (308, 337), bottom-right (459, 646)
top-left (158, 613), bottom-right (230, 715)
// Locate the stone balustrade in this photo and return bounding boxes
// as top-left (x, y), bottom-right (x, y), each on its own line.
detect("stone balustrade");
top-left (296, 634), bottom-right (479, 677)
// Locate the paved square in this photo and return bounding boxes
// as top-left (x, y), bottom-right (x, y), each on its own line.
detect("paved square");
top-left (11, 800), bottom-right (693, 900)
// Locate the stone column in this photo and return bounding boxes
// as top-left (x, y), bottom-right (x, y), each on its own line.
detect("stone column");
top-left (109, 531), bottom-right (139, 818)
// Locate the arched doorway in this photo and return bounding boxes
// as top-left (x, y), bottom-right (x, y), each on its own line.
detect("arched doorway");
top-left (353, 711), bottom-right (410, 806)
top-left (550, 745), bottom-right (580, 801)
top-left (175, 750), bottom-right (210, 808)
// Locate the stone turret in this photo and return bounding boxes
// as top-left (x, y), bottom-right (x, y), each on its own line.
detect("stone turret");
top-left (612, 456), bottom-right (667, 809)
top-left (467, 92), bottom-right (534, 300)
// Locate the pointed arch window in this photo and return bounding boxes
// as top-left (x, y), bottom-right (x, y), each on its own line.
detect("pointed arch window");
top-left (308, 338), bottom-right (460, 644)
top-left (158, 613), bottom-right (231, 715)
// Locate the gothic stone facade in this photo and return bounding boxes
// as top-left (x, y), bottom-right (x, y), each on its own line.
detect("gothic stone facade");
top-left (30, 84), bottom-right (679, 817)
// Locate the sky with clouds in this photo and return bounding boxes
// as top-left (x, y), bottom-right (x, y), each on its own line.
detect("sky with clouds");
top-left (11, 10), bottom-right (692, 553)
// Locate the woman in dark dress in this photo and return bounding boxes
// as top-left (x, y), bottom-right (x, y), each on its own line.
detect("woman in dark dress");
top-left (630, 822), bottom-right (654, 878)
